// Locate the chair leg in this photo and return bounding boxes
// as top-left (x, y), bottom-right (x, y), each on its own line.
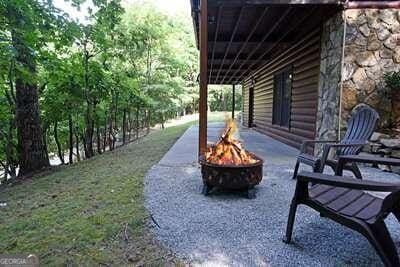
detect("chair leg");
top-left (283, 200), bottom-right (298, 243)
top-left (313, 165), bottom-right (320, 173)
top-left (313, 160), bottom-right (322, 173)
top-left (292, 160), bottom-right (300, 180)
top-left (365, 222), bottom-right (400, 267)
top-left (350, 163), bottom-right (362, 179)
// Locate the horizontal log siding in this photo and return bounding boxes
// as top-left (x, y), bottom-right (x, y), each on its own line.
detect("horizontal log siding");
top-left (242, 28), bottom-right (321, 149)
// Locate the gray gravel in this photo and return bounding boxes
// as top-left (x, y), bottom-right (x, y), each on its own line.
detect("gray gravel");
top-left (145, 123), bottom-right (400, 266)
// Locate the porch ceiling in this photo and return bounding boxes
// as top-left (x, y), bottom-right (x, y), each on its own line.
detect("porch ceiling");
top-left (191, 0), bottom-right (400, 85)
top-left (191, 0), bottom-right (341, 85)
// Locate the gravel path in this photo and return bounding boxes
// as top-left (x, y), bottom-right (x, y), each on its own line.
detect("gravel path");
top-left (145, 123), bottom-right (400, 266)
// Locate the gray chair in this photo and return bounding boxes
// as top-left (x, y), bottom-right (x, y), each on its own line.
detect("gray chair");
top-left (285, 155), bottom-right (400, 266)
top-left (292, 105), bottom-right (379, 179)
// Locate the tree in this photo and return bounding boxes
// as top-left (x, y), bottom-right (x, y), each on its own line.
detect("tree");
top-left (0, 0), bottom-right (201, 181)
top-left (1, 1), bottom-right (54, 176)
top-left (1, 0), bottom-right (80, 176)
top-left (208, 85), bottom-right (243, 112)
top-left (74, 0), bottom-right (123, 158)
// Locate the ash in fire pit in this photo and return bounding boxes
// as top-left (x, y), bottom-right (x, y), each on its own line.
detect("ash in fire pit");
top-left (199, 119), bottom-right (264, 199)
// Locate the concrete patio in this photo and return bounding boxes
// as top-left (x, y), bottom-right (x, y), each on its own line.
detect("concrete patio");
top-left (145, 122), bottom-right (400, 266)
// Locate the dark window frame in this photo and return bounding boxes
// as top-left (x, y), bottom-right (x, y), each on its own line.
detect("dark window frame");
top-left (272, 67), bottom-right (293, 128)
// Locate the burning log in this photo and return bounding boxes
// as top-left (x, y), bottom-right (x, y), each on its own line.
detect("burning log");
top-left (205, 119), bottom-right (259, 166)
top-left (200, 118), bottom-right (264, 198)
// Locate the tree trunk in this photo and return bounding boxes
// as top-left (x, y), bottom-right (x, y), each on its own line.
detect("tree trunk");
top-left (91, 116), bottom-right (95, 151)
top-left (146, 39), bottom-right (152, 85)
top-left (75, 129), bottom-right (80, 162)
top-left (114, 92), bottom-right (118, 132)
top-left (12, 30), bottom-right (49, 176)
top-left (108, 111), bottom-right (115, 151)
top-left (1, 161), bottom-right (8, 181)
top-left (82, 134), bottom-right (88, 159)
top-left (136, 107), bottom-right (139, 140)
top-left (122, 108), bottom-right (127, 144)
top-left (68, 114), bottom-right (73, 164)
top-left (146, 109), bottom-right (150, 134)
top-left (83, 46), bottom-right (94, 159)
top-left (96, 120), bottom-right (102, 154)
top-left (103, 111), bottom-right (108, 152)
top-left (84, 103), bottom-right (94, 158)
top-left (127, 109), bottom-right (131, 142)
top-left (42, 123), bottom-right (50, 164)
top-left (54, 121), bottom-right (65, 165)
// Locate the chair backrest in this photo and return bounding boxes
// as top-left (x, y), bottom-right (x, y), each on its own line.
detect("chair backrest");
top-left (338, 105), bottom-right (380, 156)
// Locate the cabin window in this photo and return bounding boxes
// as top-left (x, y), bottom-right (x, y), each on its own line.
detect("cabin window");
top-left (272, 68), bottom-right (292, 127)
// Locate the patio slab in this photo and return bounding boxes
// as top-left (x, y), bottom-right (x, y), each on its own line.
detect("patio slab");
top-left (145, 123), bottom-right (400, 266)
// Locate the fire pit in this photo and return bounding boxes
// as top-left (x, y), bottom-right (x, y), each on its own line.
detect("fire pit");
top-left (200, 119), bottom-right (264, 199)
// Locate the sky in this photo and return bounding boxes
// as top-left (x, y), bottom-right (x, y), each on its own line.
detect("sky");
top-left (140, 0), bottom-right (190, 15)
top-left (53, 0), bottom-right (191, 24)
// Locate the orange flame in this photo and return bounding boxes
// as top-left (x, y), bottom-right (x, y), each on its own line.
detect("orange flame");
top-left (205, 118), bottom-right (259, 165)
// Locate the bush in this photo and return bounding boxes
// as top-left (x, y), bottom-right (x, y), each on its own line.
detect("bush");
top-left (384, 71), bottom-right (400, 90)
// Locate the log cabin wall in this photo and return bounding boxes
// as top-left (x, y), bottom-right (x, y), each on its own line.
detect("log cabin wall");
top-left (242, 28), bottom-right (321, 149)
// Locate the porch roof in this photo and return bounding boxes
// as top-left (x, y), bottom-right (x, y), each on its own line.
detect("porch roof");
top-left (190, 0), bottom-right (400, 85)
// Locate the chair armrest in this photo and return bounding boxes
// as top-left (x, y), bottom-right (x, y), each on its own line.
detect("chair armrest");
top-left (323, 142), bottom-right (366, 148)
top-left (338, 155), bottom-right (400, 167)
top-left (297, 171), bottom-right (400, 192)
top-left (336, 155), bottom-right (400, 176)
top-left (300, 140), bottom-right (337, 153)
top-left (320, 142), bottom-right (367, 172)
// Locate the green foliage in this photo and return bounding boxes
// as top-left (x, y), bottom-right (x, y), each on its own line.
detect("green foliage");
top-left (384, 71), bottom-right (400, 91)
top-left (209, 85), bottom-right (243, 112)
top-left (0, 0), bottom-right (206, 178)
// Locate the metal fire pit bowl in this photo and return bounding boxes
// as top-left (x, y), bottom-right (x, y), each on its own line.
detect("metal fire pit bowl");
top-left (199, 153), bottom-right (264, 199)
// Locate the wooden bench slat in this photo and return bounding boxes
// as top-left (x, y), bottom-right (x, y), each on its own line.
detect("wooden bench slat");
top-left (355, 198), bottom-right (383, 222)
top-left (326, 189), bottom-right (364, 212)
top-left (339, 193), bottom-right (375, 217)
top-left (313, 187), bottom-right (350, 205)
top-left (309, 184), bottom-right (333, 198)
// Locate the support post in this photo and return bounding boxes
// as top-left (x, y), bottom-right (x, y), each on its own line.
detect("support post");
top-left (198, 0), bottom-right (208, 157)
top-left (232, 84), bottom-right (235, 119)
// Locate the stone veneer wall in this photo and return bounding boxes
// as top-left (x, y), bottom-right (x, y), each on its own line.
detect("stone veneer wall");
top-left (341, 9), bottom-right (400, 131)
top-left (315, 12), bottom-right (344, 153)
top-left (316, 9), bottom-right (400, 155)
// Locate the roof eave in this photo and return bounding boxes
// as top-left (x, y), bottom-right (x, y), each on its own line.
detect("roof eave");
top-left (344, 1), bottom-right (400, 9)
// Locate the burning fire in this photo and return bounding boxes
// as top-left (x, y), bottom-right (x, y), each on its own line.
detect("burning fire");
top-left (205, 118), bottom-right (259, 165)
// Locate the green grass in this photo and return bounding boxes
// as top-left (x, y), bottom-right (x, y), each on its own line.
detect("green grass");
top-left (0, 122), bottom-right (197, 266)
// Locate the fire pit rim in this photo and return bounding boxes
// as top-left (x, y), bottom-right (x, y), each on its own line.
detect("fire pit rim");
top-left (199, 152), bottom-right (264, 168)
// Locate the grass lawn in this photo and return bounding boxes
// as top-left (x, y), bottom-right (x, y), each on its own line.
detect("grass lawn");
top-left (0, 121), bottom-right (202, 266)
